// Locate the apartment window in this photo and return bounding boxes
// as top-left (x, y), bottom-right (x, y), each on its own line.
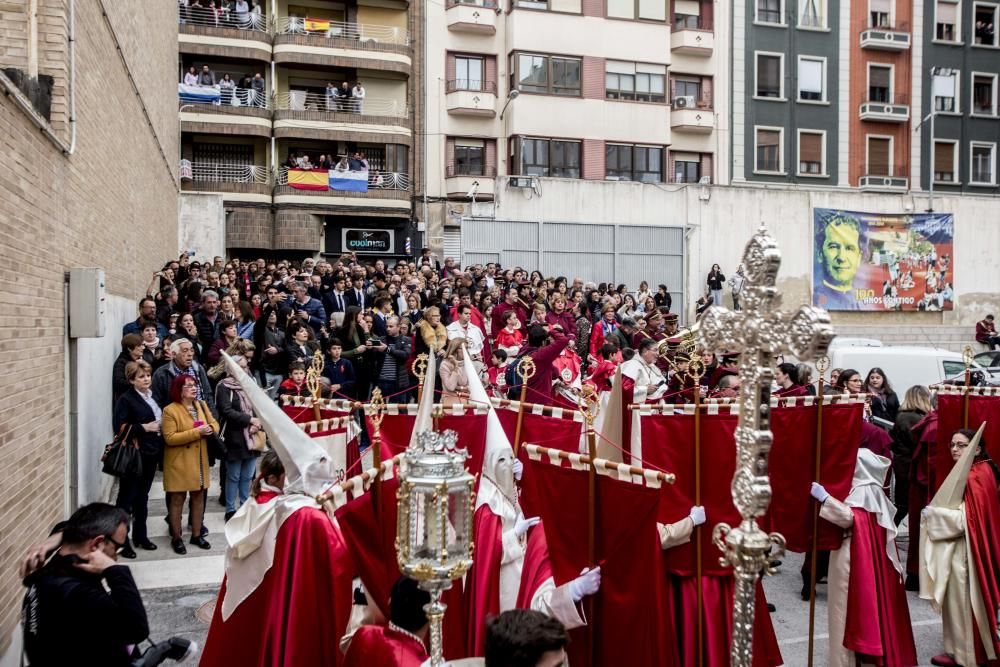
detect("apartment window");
top-left (756, 0), bottom-right (783, 23)
top-left (518, 138), bottom-right (581, 177)
top-left (933, 70), bottom-right (958, 112)
top-left (868, 64), bottom-right (892, 102)
top-left (673, 156), bottom-right (701, 183)
top-left (673, 76), bottom-right (702, 103)
top-left (971, 142), bottom-right (996, 184)
top-left (516, 0), bottom-right (548, 7)
top-left (973, 73), bottom-right (998, 114)
top-left (193, 143), bottom-right (254, 166)
top-left (974, 4), bottom-right (998, 45)
top-left (455, 141), bottom-right (485, 176)
top-left (606, 61), bottom-right (667, 102)
top-left (514, 53), bottom-right (581, 96)
top-left (606, 144), bottom-right (663, 182)
top-left (867, 136), bottom-right (891, 175)
top-left (755, 128), bottom-right (783, 172)
top-left (608, 0), bottom-right (667, 21)
top-left (798, 57), bottom-right (825, 101)
top-left (756, 53), bottom-right (783, 98)
top-left (798, 131), bottom-right (825, 174)
top-left (869, 0), bottom-right (891, 26)
top-left (933, 141), bottom-right (958, 182)
top-left (935, 0), bottom-right (959, 40)
top-left (455, 56), bottom-right (484, 91)
top-left (674, 0), bottom-right (702, 27)
top-left (799, 0), bottom-right (825, 27)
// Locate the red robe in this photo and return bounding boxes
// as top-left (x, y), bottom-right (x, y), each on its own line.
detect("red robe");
top-left (201, 495), bottom-right (355, 667)
top-left (843, 509), bottom-right (917, 665)
top-left (906, 412), bottom-right (938, 576)
top-left (342, 625), bottom-right (428, 667)
top-left (774, 384), bottom-right (807, 397)
top-left (585, 359), bottom-right (617, 392)
top-left (465, 507), bottom-right (506, 656)
top-left (964, 461), bottom-right (1000, 664)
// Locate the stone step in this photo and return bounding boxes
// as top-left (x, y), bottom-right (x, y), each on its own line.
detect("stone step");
top-left (130, 555), bottom-right (224, 591)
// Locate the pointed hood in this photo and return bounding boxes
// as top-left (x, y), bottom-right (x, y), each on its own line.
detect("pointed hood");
top-left (596, 366), bottom-right (624, 463)
top-left (407, 349), bottom-right (438, 449)
top-left (845, 448), bottom-right (903, 574)
top-left (463, 348), bottom-right (519, 522)
top-left (221, 352), bottom-right (337, 496)
top-left (931, 421), bottom-right (986, 510)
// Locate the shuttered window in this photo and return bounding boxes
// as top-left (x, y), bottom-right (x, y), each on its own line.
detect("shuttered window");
top-left (798, 132), bottom-right (823, 174)
top-left (867, 137), bottom-right (891, 175)
top-left (756, 129), bottom-right (781, 172)
top-left (933, 141), bottom-right (956, 182)
top-left (868, 65), bottom-right (891, 102)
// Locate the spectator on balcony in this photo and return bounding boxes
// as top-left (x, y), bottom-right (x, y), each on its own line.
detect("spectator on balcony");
top-left (251, 73), bottom-right (265, 107)
top-left (179, 0), bottom-right (190, 23)
top-left (349, 152), bottom-right (368, 172)
top-left (198, 64), bottom-right (216, 87)
top-left (318, 155), bottom-right (331, 170)
top-left (250, 1), bottom-right (262, 27)
top-left (234, 0), bottom-right (249, 25)
top-left (325, 82), bottom-right (337, 111)
top-left (183, 66), bottom-right (198, 86)
top-left (336, 81), bottom-right (352, 112)
top-left (352, 81), bottom-right (366, 113)
top-left (238, 73), bottom-right (252, 105)
top-left (298, 154), bottom-right (314, 170)
top-left (285, 153), bottom-right (298, 169)
top-left (371, 170), bottom-right (385, 188)
top-left (219, 73), bottom-right (234, 105)
top-left (334, 156), bottom-right (350, 173)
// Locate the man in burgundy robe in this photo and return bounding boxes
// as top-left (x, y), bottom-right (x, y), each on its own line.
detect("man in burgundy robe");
top-left (342, 577), bottom-right (430, 667)
top-left (492, 287), bottom-right (528, 340)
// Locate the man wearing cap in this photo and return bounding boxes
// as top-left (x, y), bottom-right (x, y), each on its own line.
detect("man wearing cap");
top-left (666, 351), bottom-right (699, 403)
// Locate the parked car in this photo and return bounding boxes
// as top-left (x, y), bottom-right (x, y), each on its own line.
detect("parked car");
top-left (825, 342), bottom-right (996, 393)
top-left (974, 350), bottom-right (1000, 379)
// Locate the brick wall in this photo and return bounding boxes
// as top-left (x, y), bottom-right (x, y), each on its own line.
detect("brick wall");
top-left (0, 0), bottom-right (178, 655)
top-left (582, 56), bottom-right (606, 100)
top-left (583, 138), bottom-right (605, 179)
top-left (228, 207), bottom-right (275, 249)
top-left (274, 209), bottom-right (322, 250)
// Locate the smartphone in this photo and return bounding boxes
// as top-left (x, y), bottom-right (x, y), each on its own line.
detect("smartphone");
top-left (193, 420), bottom-right (205, 428)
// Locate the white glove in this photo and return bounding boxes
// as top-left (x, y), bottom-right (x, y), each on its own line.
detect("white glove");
top-left (810, 482), bottom-right (830, 504)
top-left (568, 566), bottom-right (602, 602)
top-left (514, 516), bottom-right (540, 538)
top-left (920, 507), bottom-right (931, 520)
top-left (512, 459), bottom-right (524, 481)
top-left (688, 505), bottom-right (706, 527)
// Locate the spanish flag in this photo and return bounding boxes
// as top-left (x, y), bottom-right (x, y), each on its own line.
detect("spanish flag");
top-left (304, 18), bottom-right (331, 32)
top-left (287, 169), bottom-right (329, 191)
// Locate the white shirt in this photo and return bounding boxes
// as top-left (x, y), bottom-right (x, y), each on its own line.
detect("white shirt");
top-left (446, 320), bottom-right (485, 356)
top-left (621, 357), bottom-right (667, 401)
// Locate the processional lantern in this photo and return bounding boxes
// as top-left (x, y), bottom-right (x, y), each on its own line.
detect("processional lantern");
top-left (395, 429), bottom-right (476, 666)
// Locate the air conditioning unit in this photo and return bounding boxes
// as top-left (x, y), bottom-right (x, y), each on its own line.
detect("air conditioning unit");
top-left (507, 176), bottom-right (535, 188)
top-left (673, 95), bottom-right (696, 109)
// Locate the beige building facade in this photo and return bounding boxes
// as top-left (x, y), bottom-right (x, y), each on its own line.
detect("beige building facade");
top-left (0, 0), bottom-right (178, 659)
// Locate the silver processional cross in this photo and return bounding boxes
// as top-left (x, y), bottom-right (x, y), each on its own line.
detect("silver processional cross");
top-left (698, 227), bottom-right (835, 667)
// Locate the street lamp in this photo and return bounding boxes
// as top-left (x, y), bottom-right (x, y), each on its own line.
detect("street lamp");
top-left (499, 88), bottom-right (520, 120)
top-left (915, 66), bottom-right (956, 212)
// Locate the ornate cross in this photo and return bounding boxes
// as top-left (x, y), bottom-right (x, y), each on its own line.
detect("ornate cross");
top-left (698, 226), bottom-right (834, 667)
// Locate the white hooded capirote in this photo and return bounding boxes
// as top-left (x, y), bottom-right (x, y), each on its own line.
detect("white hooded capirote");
top-left (844, 448), bottom-right (902, 574)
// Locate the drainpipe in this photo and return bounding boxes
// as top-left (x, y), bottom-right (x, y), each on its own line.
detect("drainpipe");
top-left (67, 0), bottom-right (77, 154)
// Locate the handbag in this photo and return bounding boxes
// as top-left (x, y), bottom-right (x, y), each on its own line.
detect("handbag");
top-left (249, 429), bottom-right (267, 452)
top-left (199, 401), bottom-right (227, 460)
top-left (101, 424), bottom-right (143, 478)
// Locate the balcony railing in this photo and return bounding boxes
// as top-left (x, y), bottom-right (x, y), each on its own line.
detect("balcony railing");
top-left (447, 0), bottom-right (499, 7)
top-left (276, 167), bottom-right (410, 190)
top-left (178, 6), bottom-right (267, 31)
top-left (273, 91), bottom-right (407, 117)
top-left (446, 165), bottom-right (498, 177)
top-left (860, 166), bottom-right (908, 190)
top-left (180, 160), bottom-right (270, 183)
top-left (446, 80), bottom-right (498, 94)
top-left (179, 83), bottom-right (270, 109)
top-left (276, 16), bottom-right (408, 46)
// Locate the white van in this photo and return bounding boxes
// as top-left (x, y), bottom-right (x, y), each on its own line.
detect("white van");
top-left (826, 342), bottom-right (986, 394)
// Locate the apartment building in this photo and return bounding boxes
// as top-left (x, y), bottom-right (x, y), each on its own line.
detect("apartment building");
top-left (178, 0), bottom-right (419, 259)
top-left (422, 0), bottom-right (728, 256)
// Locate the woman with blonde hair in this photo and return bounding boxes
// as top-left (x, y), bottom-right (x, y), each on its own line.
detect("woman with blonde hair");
top-left (417, 305), bottom-right (448, 357)
top-left (890, 385), bottom-right (933, 523)
top-left (439, 338), bottom-right (469, 406)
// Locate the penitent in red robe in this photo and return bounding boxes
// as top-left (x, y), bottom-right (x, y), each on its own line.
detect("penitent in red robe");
top-left (342, 625), bottom-right (428, 667)
top-left (964, 461), bottom-right (1000, 664)
top-left (200, 493), bottom-right (355, 667)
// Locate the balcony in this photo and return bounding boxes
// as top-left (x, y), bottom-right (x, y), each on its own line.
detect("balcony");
top-left (179, 161), bottom-right (273, 203)
top-left (445, 166), bottom-right (497, 199)
top-left (670, 105), bottom-right (715, 133)
top-left (859, 23), bottom-right (911, 50)
top-left (859, 167), bottom-right (908, 191)
top-left (178, 7), bottom-right (271, 60)
top-left (274, 167), bottom-right (411, 210)
top-left (670, 17), bottom-right (714, 56)
top-left (859, 95), bottom-right (910, 122)
top-left (447, 0), bottom-right (498, 34)
top-left (273, 17), bottom-right (411, 73)
top-left (446, 81), bottom-right (498, 117)
top-left (178, 84), bottom-right (272, 136)
top-left (273, 91), bottom-right (411, 142)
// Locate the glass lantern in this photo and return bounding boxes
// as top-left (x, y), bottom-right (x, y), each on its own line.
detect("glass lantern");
top-left (396, 429), bottom-right (476, 666)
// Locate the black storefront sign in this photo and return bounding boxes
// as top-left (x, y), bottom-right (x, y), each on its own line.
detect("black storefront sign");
top-left (342, 228), bottom-right (394, 254)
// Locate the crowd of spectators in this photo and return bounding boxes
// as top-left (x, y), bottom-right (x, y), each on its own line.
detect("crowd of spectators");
top-left (178, 0), bottom-right (264, 28)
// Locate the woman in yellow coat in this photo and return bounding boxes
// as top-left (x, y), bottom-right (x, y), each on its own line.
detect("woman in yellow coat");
top-left (162, 373), bottom-right (219, 555)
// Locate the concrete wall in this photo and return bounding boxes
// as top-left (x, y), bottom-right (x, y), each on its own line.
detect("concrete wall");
top-left (179, 192), bottom-right (227, 258)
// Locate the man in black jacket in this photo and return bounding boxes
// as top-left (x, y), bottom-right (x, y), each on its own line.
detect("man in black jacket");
top-left (375, 316), bottom-right (411, 403)
top-left (195, 289), bottom-right (222, 362)
top-left (22, 503), bottom-right (149, 667)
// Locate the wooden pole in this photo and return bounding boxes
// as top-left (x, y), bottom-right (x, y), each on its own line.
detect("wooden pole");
top-left (580, 391), bottom-right (600, 667)
top-left (806, 356), bottom-right (829, 667)
top-left (522, 444), bottom-right (676, 483)
top-left (512, 357), bottom-right (537, 457)
top-left (963, 345), bottom-right (973, 428)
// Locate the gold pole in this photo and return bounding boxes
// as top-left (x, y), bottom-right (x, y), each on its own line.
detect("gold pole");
top-left (414, 353), bottom-right (429, 403)
top-left (306, 349), bottom-right (325, 422)
top-left (963, 345), bottom-right (974, 428)
top-left (577, 390), bottom-right (600, 667)
top-left (512, 357), bottom-right (537, 457)
top-left (806, 355), bottom-right (829, 667)
top-left (368, 387), bottom-right (386, 522)
top-left (687, 357), bottom-right (706, 667)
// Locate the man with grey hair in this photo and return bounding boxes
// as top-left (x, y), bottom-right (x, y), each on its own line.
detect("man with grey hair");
top-left (375, 315), bottom-right (411, 403)
top-left (151, 338), bottom-right (215, 414)
top-left (291, 280), bottom-right (326, 333)
top-left (195, 289), bottom-right (222, 361)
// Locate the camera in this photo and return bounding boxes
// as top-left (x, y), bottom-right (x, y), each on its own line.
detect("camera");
top-left (131, 637), bottom-right (198, 666)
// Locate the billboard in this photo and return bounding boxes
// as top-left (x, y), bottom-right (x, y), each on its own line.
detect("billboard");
top-left (812, 209), bottom-right (954, 312)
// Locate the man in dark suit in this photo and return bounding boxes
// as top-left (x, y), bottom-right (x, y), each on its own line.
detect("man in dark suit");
top-left (323, 274), bottom-right (349, 318)
top-left (346, 275), bottom-right (367, 311)
top-left (371, 297), bottom-right (392, 337)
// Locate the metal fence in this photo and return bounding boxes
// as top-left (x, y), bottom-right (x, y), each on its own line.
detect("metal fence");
top-left (276, 16), bottom-right (408, 45)
top-left (276, 167), bottom-right (410, 190)
top-left (179, 160), bottom-right (270, 183)
top-left (273, 91), bottom-right (406, 117)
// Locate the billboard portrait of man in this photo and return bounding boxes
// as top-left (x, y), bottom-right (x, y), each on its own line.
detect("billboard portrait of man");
top-left (814, 211), bottom-right (865, 310)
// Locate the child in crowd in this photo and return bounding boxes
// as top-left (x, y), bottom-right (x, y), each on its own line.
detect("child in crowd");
top-left (585, 342), bottom-right (619, 393)
top-left (495, 311), bottom-right (523, 356)
top-left (322, 338), bottom-right (356, 399)
top-left (277, 361), bottom-right (308, 398)
top-left (485, 349), bottom-right (509, 398)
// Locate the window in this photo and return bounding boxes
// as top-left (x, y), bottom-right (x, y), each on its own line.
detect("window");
top-left (605, 61), bottom-right (667, 102)
top-left (798, 57), bottom-right (825, 101)
top-left (866, 136), bottom-right (891, 175)
top-left (756, 0), bottom-right (783, 23)
top-left (798, 131), bottom-right (824, 174)
top-left (935, 0), bottom-right (959, 40)
top-left (608, 0), bottom-right (667, 20)
top-left (933, 141), bottom-right (958, 182)
top-left (933, 70), bottom-right (958, 112)
top-left (674, 0), bottom-right (702, 27)
top-left (755, 128), bottom-right (782, 172)
top-left (518, 138), bottom-right (581, 178)
top-left (454, 56), bottom-right (484, 91)
top-left (673, 156), bottom-right (701, 183)
top-left (674, 77), bottom-right (702, 99)
top-left (868, 64), bottom-right (892, 102)
top-left (755, 53), bottom-right (783, 98)
top-left (974, 4), bottom-right (998, 45)
top-left (799, 0), bottom-right (825, 26)
top-left (454, 141), bottom-right (485, 176)
top-left (606, 144), bottom-right (663, 182)
top-left (869, 0), bottom-right (891, 26)
top-left (971, 142), bottom-right (996, 184)
top-left (973, 73), bottom-right (997, 114)
top-left (514, 53), bottom-right (581, 96)
top-left (193, 143), bottom-right (254, 166)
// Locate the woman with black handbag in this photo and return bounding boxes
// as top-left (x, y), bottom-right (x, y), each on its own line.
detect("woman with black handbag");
top-left (111, 360), bottom-right (164, 558)
top-left (215, 354), bottom-right (264, 521)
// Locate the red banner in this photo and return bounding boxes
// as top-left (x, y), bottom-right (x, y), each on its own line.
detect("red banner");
top-left (496, 409), bottom-right (583, 454)
top-left (934, 394), bottom-right (1000, 493)
top-left (370, 413), bottom-right (488, 479)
